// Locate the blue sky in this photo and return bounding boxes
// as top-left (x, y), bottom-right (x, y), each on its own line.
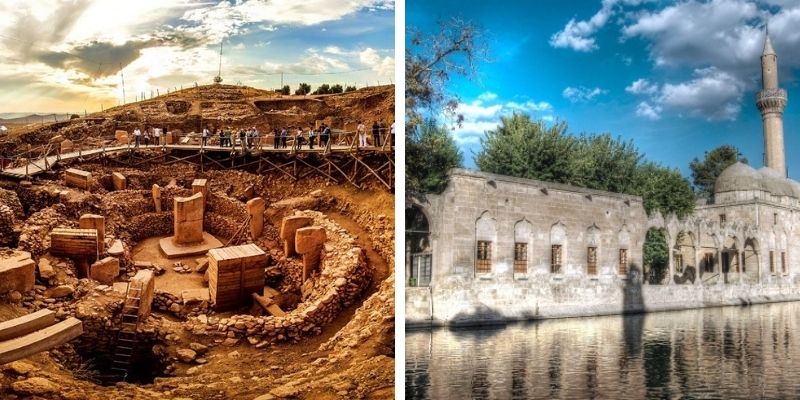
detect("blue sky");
top-left (407, 0), bottom-right (800, 178)
top-left (0, 0), bottom-right (394, 113)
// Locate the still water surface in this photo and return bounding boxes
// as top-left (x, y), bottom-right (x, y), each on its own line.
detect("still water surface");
top-left (406, 302), bottom-right (800, 399)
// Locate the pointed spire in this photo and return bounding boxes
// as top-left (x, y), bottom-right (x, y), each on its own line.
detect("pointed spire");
top-left (763, 22), bottom-right (776, 56)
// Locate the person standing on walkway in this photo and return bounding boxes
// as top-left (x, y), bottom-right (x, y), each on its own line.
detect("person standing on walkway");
top-left (133, 127), bottom-right (141, 148)
top-left (357, 120), bottom-right (367, 148)
top-left (144, 128), bottom-right (151, 147)
top-left (390, 121), bottom-right (395, 147)
top-left (153, 127), bottom-right (161, 145)
top-left (272, 129), bottom-right (279, 149)
top-left (321, 124), bottom-right (331, 148)
top-left (295, 126), bottom-right (304, 150)
top-left (309, 126), bottom-right (316, 149)
top-left (280, 127), bottom-right (288, 148)
top-left (239, 127), bottom-right (247, 149)
top-left (372, 121), bottom-right (380, 147)
top-left (202, 127), bottom-right (209, 146)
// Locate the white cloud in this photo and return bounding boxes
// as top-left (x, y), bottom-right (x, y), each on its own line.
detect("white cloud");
top-left (635, 101), bottom-right (662, 120)
top-left (625, 78), bottom-right (658, 95)
top-left (550, 0), bottom-right (648, 51)
top-left (358, 47), bottom-right (394, 77)
top-left (262, 51), bottom-right (349, 74)
top-left (627, 67), bottom-right (744, 121)
top-left (450, 95), bottom-right (556, 145)
top-left (562, 86), bottom-right (606, 103)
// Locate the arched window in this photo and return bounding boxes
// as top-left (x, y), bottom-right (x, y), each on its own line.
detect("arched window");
top-left (475, 212), bottom-right (496, 274)
top-left (550, 222), bottom-right (566, 273)
top-left (586, 224), bottom-right (600, 275)
top-left (405, 206), bottom-right (431, 286)
top-left (618, 226), bottom-right (631, 275)
top-left (514, 220), bottom-right (532, 274)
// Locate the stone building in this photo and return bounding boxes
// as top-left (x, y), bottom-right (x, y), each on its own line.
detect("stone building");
top-left (406, 31), bottom-right (800, 326)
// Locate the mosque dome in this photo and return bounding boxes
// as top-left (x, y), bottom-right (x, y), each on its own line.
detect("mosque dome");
top-left (758, 167), bottom-right (795, 197)
top-left (788, 179), bottom-right (800, 198)
top-left (714, 162), bottom-right (763, 194)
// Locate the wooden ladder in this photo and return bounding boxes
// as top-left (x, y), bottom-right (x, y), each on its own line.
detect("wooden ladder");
top-left (107, 282), bottom-right (143, 383)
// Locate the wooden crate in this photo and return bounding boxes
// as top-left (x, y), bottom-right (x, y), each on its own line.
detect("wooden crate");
top-left (208, 244), bottom-right (266, 311)
top-left (65, 168), bottom-right (91, 190)
top-left (50, 228), bottom-right (98, 259)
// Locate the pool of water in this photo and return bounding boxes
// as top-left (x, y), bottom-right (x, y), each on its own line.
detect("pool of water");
top-left (406, 302), bottom-right (800, 399)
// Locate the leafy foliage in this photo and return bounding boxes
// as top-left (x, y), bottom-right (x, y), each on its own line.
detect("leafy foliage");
top-left (643, 228), bottom-right (669, 284)
top-left (406, 119), bottom-right (463, 193)
top-left (475, 113), bottom-right (695, 218)
top-left (313, 84), bottom-right (331, 95)
top-left (279, 85), bottom-right (290, 95)
top-left (294, 83), bottom-right (311, 95)
top-left (405, 18), bottom-right (487, 193)
top-left (689, 145), bottom-right (747, 198)
top-left (345, 85), bottom-right (357, 92)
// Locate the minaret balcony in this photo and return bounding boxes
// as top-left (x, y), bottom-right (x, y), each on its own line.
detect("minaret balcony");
top-left (756, 88), bottom-right (787, 112)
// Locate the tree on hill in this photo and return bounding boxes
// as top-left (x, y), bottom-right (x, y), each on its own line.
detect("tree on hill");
top-left (313, 84), bottom-right (331, 95)
top-left (689, 145), bottom-right (747, 199)
top-left (295, 83), bottom-right (311, 95)
top-left (406, 18), bottom-right (488, 193)
top-left (280, 85), bottom-right (290, 95)
top-left (331, 84), bottom-right (343, 94)
top-left (406, 119), bottom-right (463, 193)
top-left (345, 85), bottom-right (357, 92)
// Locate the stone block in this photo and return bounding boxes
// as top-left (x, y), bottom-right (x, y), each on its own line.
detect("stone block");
top-left (182, 288), bottom-right (210, 305)
top-left (37, 259), bottom-right (55, 280)
top-left (130, 269), bottom-right (155, 318)
top-left (64, 169), bottom-right (91, 190)
top-left (173, 192), bottom-right (204, 244)
top-left (49, 228), bottom-right (98, 260)
top-left (279, 216), bottom-right (312, 257)
top-left (78, 214), bottom-right (105, 254)
top-left (60, 139), bottom-right (73, 153)
top-left (89, 257), bottom-right (119, 284)
top-left (107, 239), bottom-right (124, 256)
top-left (112, 172), bottom-right (127, 191)
top-left (152, 184), bottom-right (162, 213)
top-left (247, 197), bottom-right (266, 238)
top-left (207, 244), bottom-right (266, 311)
top-left (48, 135), bottom-right (64, 144)
top-left (114, 130), bottom-right (129, 144)
top-left (296, 226), bottom-right (326, 282)
top-left (0, 251), bottom-right (35, 294)
top-left (192, 179), bottom-right (208, 210)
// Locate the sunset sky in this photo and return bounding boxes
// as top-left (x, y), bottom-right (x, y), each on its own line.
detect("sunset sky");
top-left (0, 0), bottom-right (394, 114)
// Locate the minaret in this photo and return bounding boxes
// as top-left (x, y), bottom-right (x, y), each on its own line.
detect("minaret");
top-left (757, 27), bottom-right (788, 177)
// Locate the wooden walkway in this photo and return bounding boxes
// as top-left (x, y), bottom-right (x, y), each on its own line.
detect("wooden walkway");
top-left (0, 143), bottom-right (388, 179)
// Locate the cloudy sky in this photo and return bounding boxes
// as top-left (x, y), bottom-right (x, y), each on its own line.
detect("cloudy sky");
top-left (0, 0), bottom-right (394, 114)
top-left (408, 0), bottom-right (800, 178)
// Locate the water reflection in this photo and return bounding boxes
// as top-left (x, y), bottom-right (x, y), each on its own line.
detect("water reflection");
top-left (406, 302), bottom-right (800, 399)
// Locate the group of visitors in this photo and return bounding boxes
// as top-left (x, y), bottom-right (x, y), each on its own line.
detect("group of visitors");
top-left (132, 126), bottom-right (167, 147)
top-left (210, 126), bottom-right (261, 148)
top-left (356, 120), bottom-right (394, 148)
top-left (271, 124), bottom-right (332, 150)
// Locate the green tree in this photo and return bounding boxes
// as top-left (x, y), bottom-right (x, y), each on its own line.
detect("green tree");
top-left (345, 85), bottom-right (357, 92)
top-left (280, 85), bottom-right (290, 95)
top-left (314, 84), bottom-right (331, 95)
top-left (632, 162), bottom-right (696, 219)
top-left (475, 114), bottom-right (578, 184)
top-left (689, 145), bottom-right (747, 198)
top-left (294, 83), bottom-right (311, 95)
top-left (475, 114), bottom-right (695, 218)
top-left (331, 84), bottom-right (344, 94)
top-left (406, 119), bottom-right (463, 193)
top-left (643, 228), bottom-right (669, 284)
top-left (405, 18), bottom-right (487, 193)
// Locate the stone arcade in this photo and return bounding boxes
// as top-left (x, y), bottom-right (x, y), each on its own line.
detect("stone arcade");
top-left (406, 30), bottom-right (800, 326)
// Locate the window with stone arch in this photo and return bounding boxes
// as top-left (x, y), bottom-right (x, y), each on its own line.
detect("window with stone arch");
top-left (550, 222), bottom-right (566, 273)
top-left (768, 231), bottom-right (777, 274)
top-left (475, 211), bottom-right (496, 274)
top-left (780, 232), bottom-right (788, 274)
top-left (514, 219), bottom-right (532, 274)
top-left (618, 226), bottom-right (631, 275)
top-left (586, 224), bottom-right (600, 275)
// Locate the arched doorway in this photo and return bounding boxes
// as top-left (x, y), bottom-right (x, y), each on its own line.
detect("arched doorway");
top-left (721, 235), bottom-right (739, 284)
top-left (673, 231), bottom-right (696, 284)
top-left (406, 206), bottom-right (432, 286)
top-left (644, 227), bottom-right (669, 284)
top-left (743, 238), bottom-right (760, 284)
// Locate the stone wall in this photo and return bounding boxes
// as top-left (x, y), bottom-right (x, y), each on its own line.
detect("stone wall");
top-left (184, 211), bottom-right (371, 345)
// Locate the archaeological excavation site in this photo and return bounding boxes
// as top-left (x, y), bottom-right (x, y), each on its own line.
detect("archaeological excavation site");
top-left (0, 84), bottom-right (395, 399)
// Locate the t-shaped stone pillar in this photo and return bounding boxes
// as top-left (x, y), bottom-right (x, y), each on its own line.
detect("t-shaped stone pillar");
top-left (192, 179), bottom-right (208, 212)
top-left (295, 226), bottom-right (326, 282)
top-left (152, 184), bottom-right (162, 212)
top-left (173, 192), bottom-right (204, 244)
top-left (78, 214), bottom-right (105, 254)
top-left (247, 197), bottom-right (265, 238)
top-left (279, 216), bottom-right (312, 257)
